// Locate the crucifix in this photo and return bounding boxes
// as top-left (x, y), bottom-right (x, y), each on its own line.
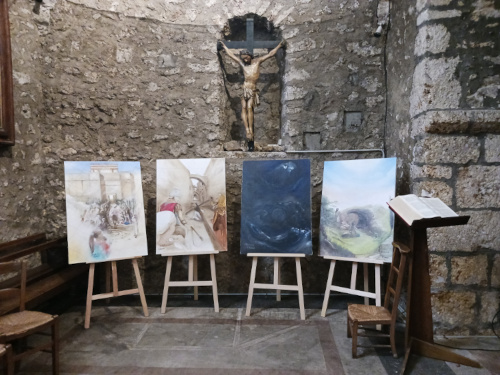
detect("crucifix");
top-left (218, 18), bottom-right (285, 151)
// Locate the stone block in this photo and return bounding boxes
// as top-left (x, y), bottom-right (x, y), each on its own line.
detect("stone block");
top-left (413, 136), bottom-right (480, 164)
top-left (411, 109), bottom-right (500, 136)
top-left (429, 254), bottom-right (447, 288)
top-left (414, 24), bottom-right (450, 56)
top-left (457, 166), bottom-right (500, 208)
top-left (412, 181), bottom-right (453, 205)
top-left (450, 255), bottom-right (488, 286)
top-left (410, 57), bottom-right (461, 117)
top-left (411, 164), bottom-right (452, 179)
top-left (480, 291), bottom-right (500, 331)
top-left (492, 254), bottom-right (500, 288)
top-left (428, 210), bottom-right (500, 252)
top-left (485, 135), bottom-right (500, 163)
top-left (431, 291), bottom-right (476, 327)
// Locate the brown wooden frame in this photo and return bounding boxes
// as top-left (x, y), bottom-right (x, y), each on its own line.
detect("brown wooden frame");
top-left (0, 0), bottom-right (14, 146)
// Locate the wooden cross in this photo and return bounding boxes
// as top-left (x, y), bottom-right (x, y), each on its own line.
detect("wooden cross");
top-left (220, 18), bottom-right (280, 55)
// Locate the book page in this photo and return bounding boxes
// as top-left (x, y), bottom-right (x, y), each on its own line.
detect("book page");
top-left (420, 198), bottom-right (458, 218)
top-left (397, 194), bottom-right (437, 218)
top-left (388, 195), bottom-right (425, 225)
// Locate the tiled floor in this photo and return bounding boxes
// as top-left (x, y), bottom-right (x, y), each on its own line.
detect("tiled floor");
top-left (9, 295), bottom-right (500, 374)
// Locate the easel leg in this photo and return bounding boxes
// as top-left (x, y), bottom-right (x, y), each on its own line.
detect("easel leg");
top-left (295, 257), bottom-right (305, 320)
top-left (246, 257), bottom-right (258, 317)
top-left (274, 257), bottom-right (281, 301)
top-left (363, 263), bottom-right (369, 305)
top-left (192, 255), bottom-right (198, 301)
top-left (351, 262), bottom-right (358, 291)
top-left (161, 256), bottom-right (173, 314)
top-left (84, 264), bottom-right (95, 329)
top-left (210, 254), bottom-right (219, 312)
top-left (375, 263), bottom-right (381, 330)
top-left (105, 262), bottom-right (111, 303)
top-left (132, 258), bottom-right (149, 317)
top-left (111, 261), bottom-right (118, 296)
top-left (321, 260), bottom-right (336, 317)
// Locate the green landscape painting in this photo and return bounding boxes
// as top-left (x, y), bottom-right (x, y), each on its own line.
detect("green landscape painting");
top-left (319, 158), bottom-right (396, 262)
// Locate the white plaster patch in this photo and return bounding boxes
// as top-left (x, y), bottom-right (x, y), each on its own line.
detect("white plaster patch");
top-left (485, 56), bottom-right (500, 65)
top-left (283, 28), bottom-right (299, 39)
top-left (415, 24), bottom-right (450, 55)
top-left (284, 67), bottom-right (310, 83)
top-left (417, 9), bottom-right (461, 26)
top-left (116, 47), bottom-right (133, 63)
top-left (284, 86), bottom-right (308, 100)
top-left (346, 42), bottom-right (382, 57)
top-left (327, 112), bottom-right (338, 122)
top-left (148, 82), bottom-right (159, 92)
top-left (13, 71), bottom-right (31, 85)
top-left (472, 0), bottom-right (500, 21)
top-left (188, 60), bottom-right (219, 73)
top-left (360, 77), bottom-right (382, 93)
top-left (416, 0), bottom-right (452, 13)
top-left (288, 38), bottom-right (316, 53)
top-left (466, 75), bottom-right (500, 108)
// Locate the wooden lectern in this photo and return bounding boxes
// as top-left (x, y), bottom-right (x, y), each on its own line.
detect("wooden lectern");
top-left (392, 213), bottom-right (481, 372)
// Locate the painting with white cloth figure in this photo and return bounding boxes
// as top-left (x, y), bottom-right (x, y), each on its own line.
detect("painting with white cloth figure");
top-left (156, 158), bottom-right (227, 255)
top-left (319, 158), bottom-right (397, 262)
top-left (64, 161), bottom-right (148, 264)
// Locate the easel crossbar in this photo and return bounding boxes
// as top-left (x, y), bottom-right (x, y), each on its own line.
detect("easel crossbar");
top-left (167, 280), bottom-right (214, 287)
top-left (253, 283), bottom-right (300, 291)
top-left (329, 285), bottom-right (377, 299)
top-left (91, 288), bottom-right (140, 300)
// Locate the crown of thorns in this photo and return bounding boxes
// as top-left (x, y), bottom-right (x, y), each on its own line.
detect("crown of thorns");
top-left (239, 50), bottom-right (253, 58)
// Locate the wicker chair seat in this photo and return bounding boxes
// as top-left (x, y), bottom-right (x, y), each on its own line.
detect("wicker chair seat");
top-left (348, 304), bottom-right (391, 324)
top-left (0, 310), bottom-right (55, 339)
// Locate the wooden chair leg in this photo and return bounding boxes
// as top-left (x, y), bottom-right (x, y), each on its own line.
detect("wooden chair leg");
top-left (5, 344), bottom-right (14, 375)
top-left (347, 314), bottom-right (352, 338)
top-left (52, 318), bottom-right (60, 375)
top-left (390, 323), bottom-right (398, 358)
top-left (352, 321), bottom-right (358, 358)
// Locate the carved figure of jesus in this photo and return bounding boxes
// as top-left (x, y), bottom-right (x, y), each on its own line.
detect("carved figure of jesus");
top-left (220, 40), bottom-right (285, 151)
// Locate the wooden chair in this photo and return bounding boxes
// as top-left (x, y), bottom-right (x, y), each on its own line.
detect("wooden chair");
top-left (0, 344), bottom-right (14, 375)
top-left (347, 242), bottom-right (411, 358)
top-left (0, 261), bottom-right (59, 374)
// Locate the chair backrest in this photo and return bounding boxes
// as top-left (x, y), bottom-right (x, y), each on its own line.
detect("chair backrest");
top-left (383, 242), bottom-right (411, 322)
top-left (0, 260), bottom-right (27, 312)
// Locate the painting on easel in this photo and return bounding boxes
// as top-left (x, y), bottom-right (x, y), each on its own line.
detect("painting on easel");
top-left (156, 158), bottom-right (227, 254)
top-left (64, 161), bottom-right (148, 264)
top-left (319, 158), bottom-right (397, 262)
top-left (240, 159), bottom-right (312, 255)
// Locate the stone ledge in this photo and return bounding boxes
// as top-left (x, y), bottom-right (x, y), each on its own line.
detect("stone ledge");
top-left (411, 109), bottom-right (500, 136)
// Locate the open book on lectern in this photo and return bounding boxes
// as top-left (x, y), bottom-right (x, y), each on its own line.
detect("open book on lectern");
top-left (388, 194), bottom-right (458, 226)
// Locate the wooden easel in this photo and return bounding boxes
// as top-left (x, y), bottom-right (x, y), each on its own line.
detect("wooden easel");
top-left (85, 257), bottom-right (148, 329)
top-left (395, 215), bottom-right (481, 372)
top-left (246, 253), bottom-right (306, 320)
top-left (161, 250), bottom-right (219, 313)
top-left (321, 256), bottom-right (383, 317)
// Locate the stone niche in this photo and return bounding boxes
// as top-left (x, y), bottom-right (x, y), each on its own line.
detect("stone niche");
top-left (218, 14), bottom-right (285, 150)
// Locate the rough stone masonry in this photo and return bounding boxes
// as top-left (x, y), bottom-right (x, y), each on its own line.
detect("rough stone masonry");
top-left (0, 0), bottom-right (498, 335)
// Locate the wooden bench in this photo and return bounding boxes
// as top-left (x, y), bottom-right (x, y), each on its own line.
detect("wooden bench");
top-left (0, 233), bottom-right (87, 315)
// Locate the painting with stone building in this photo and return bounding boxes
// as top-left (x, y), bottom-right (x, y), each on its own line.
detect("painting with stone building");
top-left (319, 158), bottom-right (396, 262)
top-left (240, 159), bottom-right (312, 255)
top-left (64, 161), bottom-right (148, 264)
top-left (156, 158), bottom-right (227, 254)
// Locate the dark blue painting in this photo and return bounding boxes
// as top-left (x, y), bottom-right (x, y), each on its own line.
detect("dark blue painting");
top-left (240, 159), bottom-right (312, 255)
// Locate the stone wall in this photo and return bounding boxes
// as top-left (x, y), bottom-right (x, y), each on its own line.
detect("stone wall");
top-left (1, 0), bottom-right (386, 295)
top-left (1, 0), bottom-right (498, 335)
top-left (407, 0), bottom-right (500, 335)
